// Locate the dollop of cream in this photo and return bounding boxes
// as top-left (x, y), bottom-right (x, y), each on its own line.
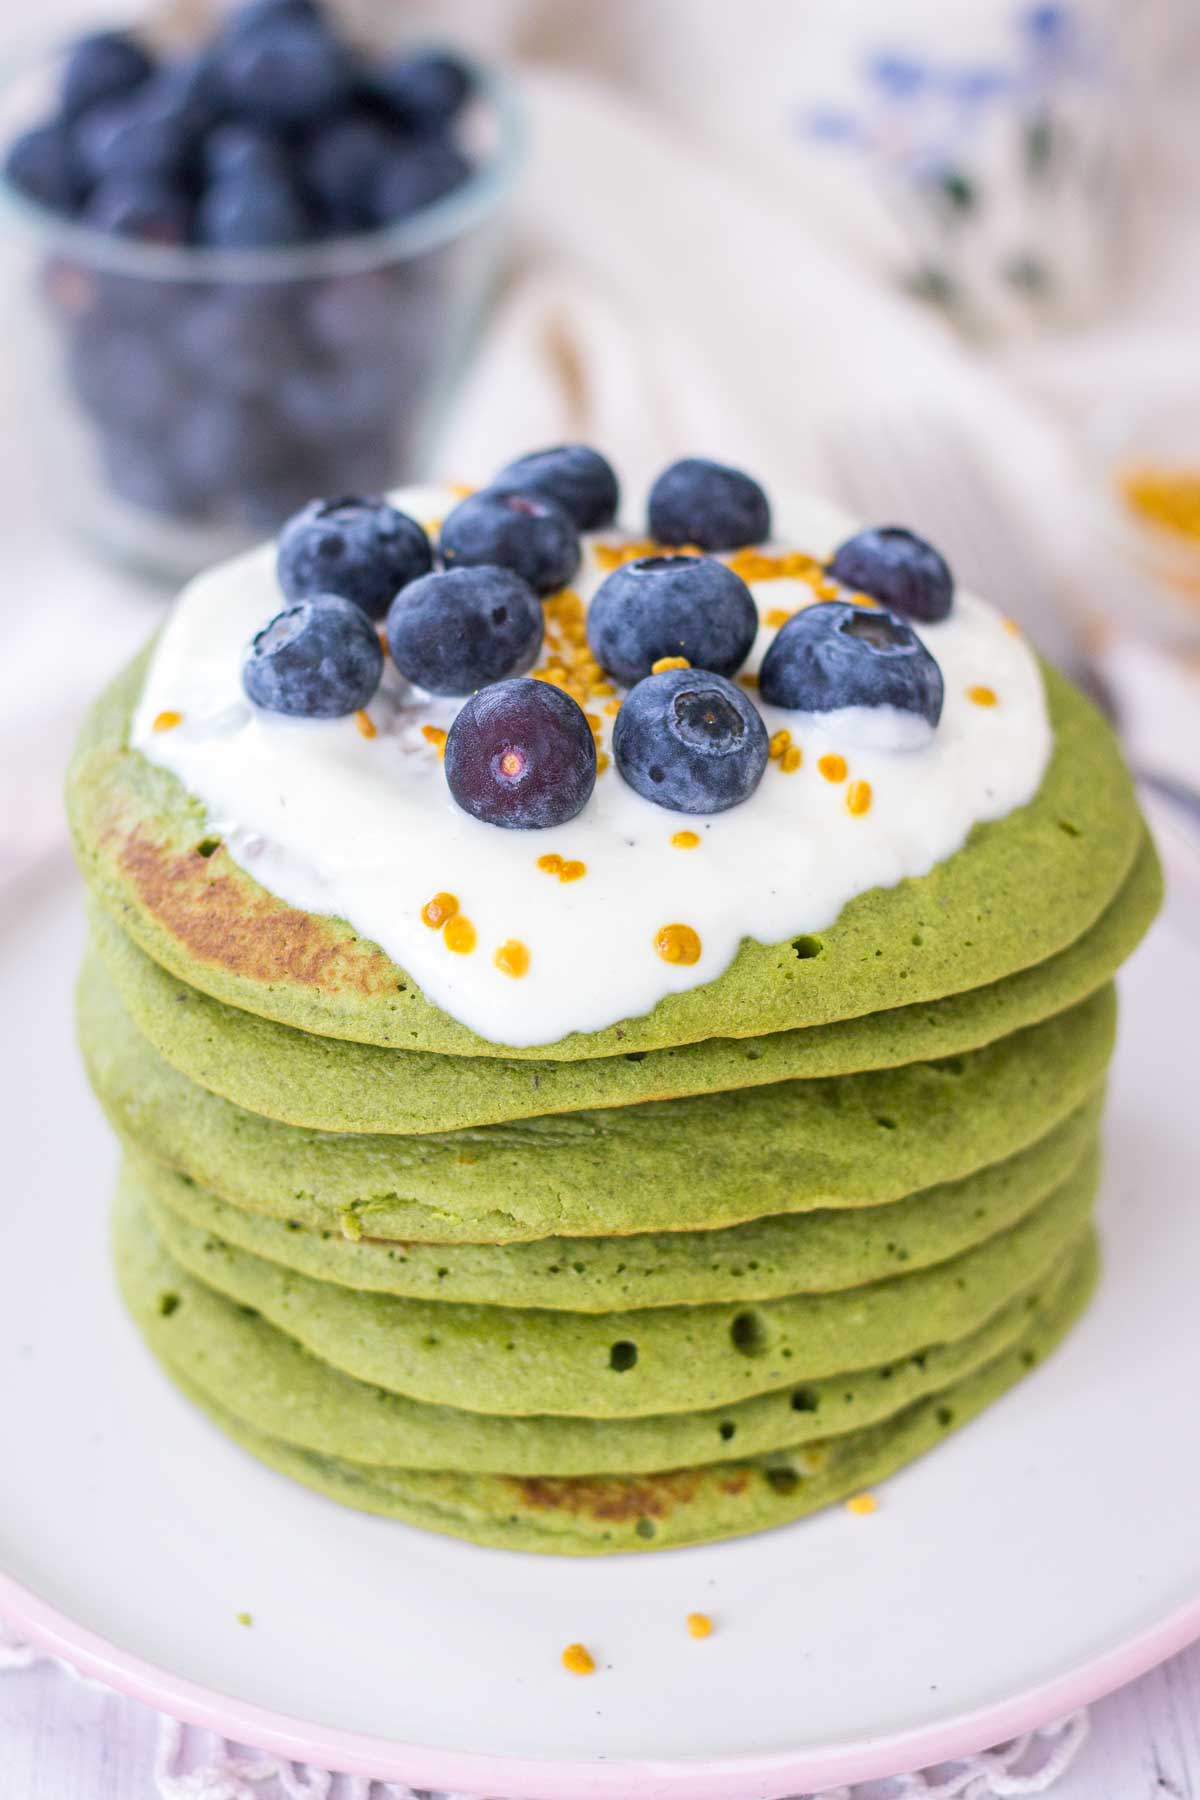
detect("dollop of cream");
top-left (132, 488), bottom-right (1052, 1046)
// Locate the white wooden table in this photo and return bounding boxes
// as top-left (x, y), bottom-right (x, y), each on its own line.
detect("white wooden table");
top-left (2, 1642), bottom-right (1199, 1798)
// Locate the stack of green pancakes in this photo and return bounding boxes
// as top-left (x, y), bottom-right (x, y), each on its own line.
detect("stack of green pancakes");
top-left (69, 644), bottom-right (1160, 1554)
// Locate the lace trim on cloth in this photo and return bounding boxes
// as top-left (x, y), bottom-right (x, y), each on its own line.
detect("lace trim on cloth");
top-left (0, 1625), bottom-right (1089, 1800)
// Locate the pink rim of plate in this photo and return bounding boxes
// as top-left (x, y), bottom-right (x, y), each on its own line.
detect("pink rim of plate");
top-left (3, 1568), bottom-right (1200, 1798)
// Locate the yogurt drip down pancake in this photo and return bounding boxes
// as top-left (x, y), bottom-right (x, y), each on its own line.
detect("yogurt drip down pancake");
top-left (69, 449), bottom-right (1160, 1553)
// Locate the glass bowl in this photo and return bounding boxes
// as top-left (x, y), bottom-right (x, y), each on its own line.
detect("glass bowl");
top-left (0, 36), bottom-right (524, 582)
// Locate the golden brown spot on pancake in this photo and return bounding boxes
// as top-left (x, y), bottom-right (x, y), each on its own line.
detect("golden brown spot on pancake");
top-left (116, 826), bottom-right (397, 995)
top-left (512, 1471), bottom-right (703, 1523)
top-left (718, 1473), bottom-right (749, 1496)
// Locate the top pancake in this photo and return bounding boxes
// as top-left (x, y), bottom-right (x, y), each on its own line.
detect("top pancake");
top-left (68, 643), bottom-right (1142, 1059)
top-left (86, 832), bottom-right (1159, 1134)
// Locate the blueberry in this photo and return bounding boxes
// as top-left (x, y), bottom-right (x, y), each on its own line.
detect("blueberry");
top-left (92, 269), bottom-right (178, 327)
top-left (612, 668), bottom-right (768, 814)
top-left (60, 31), bottom-right (154, 119)
top-left (492, 444), bottom-right (618, 531)
top-left (440, 488), bottom-right (579, 597)
top-left (73, 93), bottom-right (187, 184)
top-left (827, 526), bottom-right (954, 624)
top-left (173, 292), bottom-right (305, 399)
top-left (274, 360), bottom-right (396, 441)
top-left (278, 496), bottom-right (432, 621)
top-left (140, 55), bottom-right (223, 150)
top-left (69, 317), bottom-right (181, 432)
top-left (758, 601), bottom-right (944, 729)
top-left (302, 114), bottom-right (398, 229)
top-left (171, 393), bottom-right (280, 498)
top-left (387, 566), bottom-right (543, 695)
top-left (586, 554), bottom-right (757, 685)
top-left (373, 50), bottom-right (473, 131)
top-left (647, 457), bottom-right (771, 551)
top-left (302, 270), bottom-right (398, 356)
top-left (84, 172), bottom-right (190, 242)
top-left (444, 678), bottom-right (596, 829)
top-left (215, 19), bottom-right (353, 127)
top-left (197, 168), bottom-right (310, 246)
top-left (100, 427), bottom-right (203, 519)
top-left (203, 123), bottom-right (288, 182)
top-left (220, 0), bottom-right (322, 38)
top-left (4, 124), bottom-right (82, 213)
top-left (243, 594), bottom-right (383, 717)
top-left (370, 138), bottom-right (471, 223)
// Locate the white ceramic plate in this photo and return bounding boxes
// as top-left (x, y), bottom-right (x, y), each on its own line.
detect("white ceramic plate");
top-left (2, 862), bottom-right (1198, 1800)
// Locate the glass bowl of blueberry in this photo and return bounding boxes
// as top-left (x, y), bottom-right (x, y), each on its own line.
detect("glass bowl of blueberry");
top-left (0, 0), bottom-right (524, 579)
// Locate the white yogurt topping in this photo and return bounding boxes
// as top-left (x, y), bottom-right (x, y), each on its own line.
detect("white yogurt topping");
top-left (132, 488), bottom-right (1052, 1047)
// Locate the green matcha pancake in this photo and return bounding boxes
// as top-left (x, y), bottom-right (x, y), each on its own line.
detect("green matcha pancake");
top-left (70, 649), bottom-right (1140, 1059)
top-left (71, 465), bottom-right (1157, 1553)
top-left (141, 1155), bottom-right (1096, 1419)
top-left (82, 972), bottom-right (1116, 1241)
top-left (130, 1228), bottom-right (1098, 1552)
top-left (133, 1097), bottom-right (1101, 1309)
top-left (117, 1174), bottom-right (1087, 1478)
top-left (86, 832), bottom-right (1159, 1135)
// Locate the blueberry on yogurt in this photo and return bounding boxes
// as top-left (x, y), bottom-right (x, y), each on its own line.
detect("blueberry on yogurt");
top-left (587, 553), bottom-right (758, 686)
top-left (759, 601), bottom-right (944, 731)
top-left (440, 487), bottom-right (580, 596)
top-left (492, 445), bottom-right (619, 531)
top-left (277, 497), bottom-right (432, 620)
top-left (445, 678), bottom-right (596, 828)
top-left (243, 593), bottom-right (383, 717)
top-left (613, 667), bottom-right (769, 814)
top-left (387, 566), bottom-right (543, 695)
top-left (828, 527), bottom-right (953, 624)
top-left (647, 457), bottom-right (770, 551)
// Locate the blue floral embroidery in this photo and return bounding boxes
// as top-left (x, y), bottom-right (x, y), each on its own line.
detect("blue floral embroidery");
top-left (796, 2), bottom-right (1106, 327)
